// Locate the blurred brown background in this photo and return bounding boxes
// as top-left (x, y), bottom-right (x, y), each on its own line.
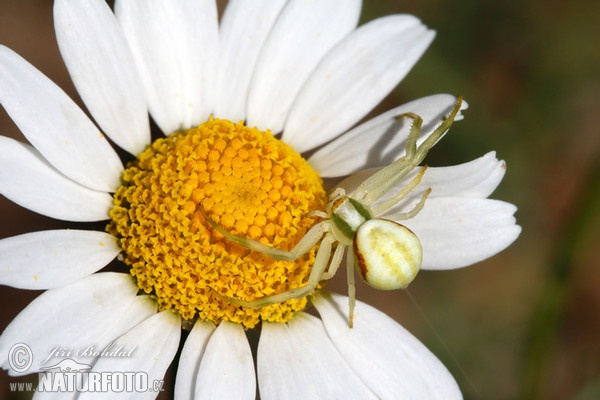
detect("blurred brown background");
top-left (1, 1), bottom-right (599, 399)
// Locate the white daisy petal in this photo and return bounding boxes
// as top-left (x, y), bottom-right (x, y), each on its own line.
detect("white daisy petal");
top-left (404, 152), bottom-right (505, 199)
top-left (398, 197), bottom-right (522, 270)
top-left (246, 0), bottom-right (361, 133)
top-left (309, 95), bottom-right (466, 176)
top-left (174, 320), bottom-right (215, 400)
top-left (313, 292), bottom-right (462, 399)
top-left (0, 136), bottom-right (113, 222)
top-left (0, 46), bottom-right (123, 192)
top-left (0, 273), bottom-right (151, 376)
top-left (33, 387), bottom-right (77, 400)
top-left (32, 300), bottom-right (156, 400)
top-left (259, 313), bottom-right (377, 399)
top-left (97, 294), bottom-right (158, 349)
top-left (54, 0), bottom-right (150, 155)
top-left (195, 321), bottom-right (255, 400)
top-left (28, 296), bottom-right (156, 400)
top-left (115, 0), bottom-right (218, 134)
top-left (0, 230), bottom-right (119, 290)
top-left (214, 0), bottom-right (287, 122)
top-left (80, 310), bottom-right (181, 400)
top-left (284, 15), bottom-right (435, 153)
top-left (32, 296), bottom-right (156, 399)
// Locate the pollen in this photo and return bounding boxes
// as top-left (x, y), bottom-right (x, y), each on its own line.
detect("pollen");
top-left (107, 119), bottom-right (327, 328)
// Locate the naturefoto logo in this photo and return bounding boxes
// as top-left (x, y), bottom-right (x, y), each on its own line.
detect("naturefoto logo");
top-left (6, 343), bottom-right (164, 394)
top-left (40, 359), bottom-right (92, 372)
top-left (40, 342), bottom-right (136, 365)
top-left (7, 342), bottom-right (135, 373)
top-left (7, 342), bottom-right (32, 373)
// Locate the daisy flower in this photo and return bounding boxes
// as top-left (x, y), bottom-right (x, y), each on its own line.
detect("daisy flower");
top-left (0, 0), bottom-right (520, 399)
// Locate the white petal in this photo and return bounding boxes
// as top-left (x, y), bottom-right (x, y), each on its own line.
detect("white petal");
top-left (405, 152), bottom-right (505, 199)
top-left (115, 0), bottom-right (218, 134)
top-left (397, 197), bottom-right (522, 270)
top-left (80, 311), bottom-right (181, 400)
top-left (313, 292), bottom-right (462, 399)
top-left (174, 320), bottom-right (215, 400)
top-left (195, 321), bottom-right (255, 400)
top-left (94, 295), bottom-right (158, 351)
top-left (213, 0), bottom-right (287, 122)
top-left (0, 230), bottom-right (119, 290)
top-left (33, 386), bottom-right (77, 400)
top-left (32, 295), bottom-right (156, 399)
top-left (0, 46), bottom-right (123, 192)
top-left (0, 136), bottom-right (113, 222)
top-left (283, 15), bottom-right (435, 153)
top-left (54, 0), bottom-right (150, 154)
top-left (0, 273), bottom-right (152, 376)
top-left (309, 95), bottom-right (466, 176)
top-left (246, 0), bottom-right (361, 133)
top-left (259, 313), bottom-right (377, 399)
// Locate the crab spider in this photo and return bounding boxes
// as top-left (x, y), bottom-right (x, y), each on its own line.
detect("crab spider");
top-left (204, 97), bottom-right (463, 327)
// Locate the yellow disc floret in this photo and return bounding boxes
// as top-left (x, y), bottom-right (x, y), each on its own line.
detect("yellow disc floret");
top-left (107, 119), bottom-right (327, 328)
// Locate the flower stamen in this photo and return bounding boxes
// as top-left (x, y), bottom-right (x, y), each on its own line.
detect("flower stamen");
top-left (107, 119), bottom-right (327, 329)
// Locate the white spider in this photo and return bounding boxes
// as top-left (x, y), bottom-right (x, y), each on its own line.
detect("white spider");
top-left (204, 97), bottom-right (464, 327)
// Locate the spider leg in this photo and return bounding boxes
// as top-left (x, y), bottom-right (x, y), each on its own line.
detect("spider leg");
top-left (413, 96), bottom-right (463, 163)
top-left (321, 243), bottom-right (346, 280)
top-left (326, 187), bottom-right (347, 214)
top-left (347, 250), bottom-right (356, 328)
top-left (201, 206), bottom-right (328, 261)
top-left (395, 111), bottom-right (422, 161)
top-left (384, 188), bottom-right (431, 221)
top-left (329, 187), bottom-right (347, 201)
top-left (351, 97), bottom-right (463, 205)
top-left (220, 233), bottom-right (336, 309)
top-left (351, 112), bottom-right (423, 204)
top-left (372, 165), bottom-right (428, 215)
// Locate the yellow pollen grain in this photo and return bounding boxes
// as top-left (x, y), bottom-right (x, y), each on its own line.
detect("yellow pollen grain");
top-left (107, 119), bottom-right (327, 329)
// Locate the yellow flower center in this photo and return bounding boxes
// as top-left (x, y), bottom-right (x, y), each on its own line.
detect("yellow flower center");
top-left (107, 119), bottom-right (326, 329)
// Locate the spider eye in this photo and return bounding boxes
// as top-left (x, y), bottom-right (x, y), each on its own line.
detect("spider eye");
top-left (353, 219), bottom-right (422, 290)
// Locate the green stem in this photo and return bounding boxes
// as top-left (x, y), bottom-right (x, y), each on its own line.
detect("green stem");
top-left (520, 154), bottom-right (600, 400)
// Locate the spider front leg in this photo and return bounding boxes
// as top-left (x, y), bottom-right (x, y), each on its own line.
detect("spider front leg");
top-left (219, 234), bottom-right (340, 309)
top-left (353, 96), bottom-right (463, 205)
top-left (384, 188), bottom-right (432, 221)
top-left (200, 206), bottom-right (329, 261)
top-left (371, 165), bottom-right (428, 216)
top-left (352, 112), bottom-right (424, 204)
